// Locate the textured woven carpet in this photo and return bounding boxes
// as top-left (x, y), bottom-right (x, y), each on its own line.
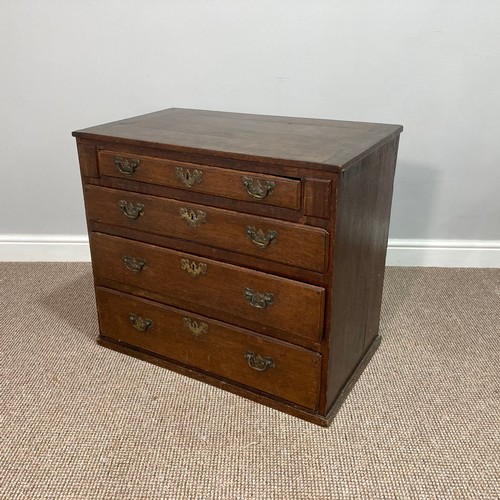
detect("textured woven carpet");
top-left (1, 264), bottom-right (499, 499)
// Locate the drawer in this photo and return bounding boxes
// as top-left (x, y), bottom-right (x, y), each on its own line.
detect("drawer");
top-left (90, 233), bottom-right (325, 343)
top-left (98, 150), bottom-right (301, 210)
top-left (85, 185), bottom-right (328, 273)
top-left (96, 287), bottom-right (321, 410)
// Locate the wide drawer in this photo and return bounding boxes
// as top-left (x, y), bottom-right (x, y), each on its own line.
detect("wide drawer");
top-left (90, 233), bottom-right (325, 343)
top-left (98, 150), bottom-right (301, 210)
top-left (85, 185), bottom-right (328, 273)
top-left (96, 287), bottom-right (321, 410)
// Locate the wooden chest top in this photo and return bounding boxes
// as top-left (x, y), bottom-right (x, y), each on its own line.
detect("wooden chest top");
top-left (73, 108), bottom-right (402, 171)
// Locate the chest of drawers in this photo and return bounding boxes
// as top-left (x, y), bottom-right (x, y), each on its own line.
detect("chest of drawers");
top-left (73, 108), bottom-right (402, 426)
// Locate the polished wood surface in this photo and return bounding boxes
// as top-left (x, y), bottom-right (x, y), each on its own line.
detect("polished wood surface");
top-left (97, 287), bottom-right (321, 409)
top-left (98, 150), bottom-right (302, 210)
top-left (74, 108), bottom-right (402, 425)
top-left (73, 108), bottom-right (402, 171)
top-left (85, 185), bottom-right (329, 272)
top-left (321, 137), bottom-right (401, 413)
top-left (90, 233), bottom-right (325, 342)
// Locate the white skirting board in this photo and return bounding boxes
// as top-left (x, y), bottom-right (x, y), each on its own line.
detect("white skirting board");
top-left (0, 235), bottom-right (91, 262)
top-left (0, 235), bottom-right (499, 268)
top-left (386, 239), bottom-right (500, 268)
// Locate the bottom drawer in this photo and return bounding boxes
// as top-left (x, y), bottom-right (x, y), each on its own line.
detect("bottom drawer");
top-left (96, 287), bottom-right (321, 410)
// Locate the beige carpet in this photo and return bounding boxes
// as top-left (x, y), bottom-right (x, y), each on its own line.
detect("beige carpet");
top-left (1, 264), bottom-right (499, 499)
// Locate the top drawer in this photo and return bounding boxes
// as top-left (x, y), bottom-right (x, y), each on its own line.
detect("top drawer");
top-left (98, 150), bottom-right (301, 210)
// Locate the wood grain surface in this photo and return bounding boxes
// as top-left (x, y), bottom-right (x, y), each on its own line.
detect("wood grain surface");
top-left (73, 108), bottom-right (402, 171)
top-left (75, 107), bottom-right (402, 425)
top-left (97, 287), bottom-right (321, 410)
top-left (90, 233), bottom-right (325, 343)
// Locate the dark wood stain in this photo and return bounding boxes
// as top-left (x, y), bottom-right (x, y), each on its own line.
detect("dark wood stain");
top-left (85, 185), bottom-right (329, 273)
top-left (73, 108), bottom-right (402, 171)
top-left (98, 149), bottom-right (302, 210)
top-left (97, 287), bottom-right (321, 410)
top-left (74, 108), bottom-right (402, 426)
top-left (322, 137), bottom-right (400, 413)
top-left (90, 232), bottom-right (325, 343)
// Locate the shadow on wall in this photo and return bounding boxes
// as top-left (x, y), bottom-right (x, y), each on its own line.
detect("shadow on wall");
top-left (381, 160), bottom-right (441, 327)
top-left (389, 159), bottom-right (441, 241)
top-left (39, 264), bottom-right (98, 341)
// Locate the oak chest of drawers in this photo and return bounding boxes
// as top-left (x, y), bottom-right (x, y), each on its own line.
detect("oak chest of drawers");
top-left (73, 108), bottom-right (402, 426)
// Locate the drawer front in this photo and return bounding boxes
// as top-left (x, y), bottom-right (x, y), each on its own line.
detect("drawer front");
top-left (90, 233), bottom-right (325, 342)
top-left (98, 150), bottom-right (301, 210)
top-left (85, 185), bottom-right (328, 273)
top-left (96, 288), bottom-right (321, 410)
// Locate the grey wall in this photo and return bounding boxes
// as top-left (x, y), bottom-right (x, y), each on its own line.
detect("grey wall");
top-left (2, 1), bottom-right (499, 242)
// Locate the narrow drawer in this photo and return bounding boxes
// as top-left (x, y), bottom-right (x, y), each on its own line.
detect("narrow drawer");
top-left (90, 233), bottom-right (325, 343)
top-left (85, 185), bottom-right (328, 273)
top-left (98, 150), bottom-right (301, 210)
top-left (96, 288), bottom-right (321, 410)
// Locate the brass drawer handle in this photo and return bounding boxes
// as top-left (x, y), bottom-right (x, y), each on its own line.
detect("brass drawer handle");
top-left (128, 313), bottom-right (153, 332)
top-left (246, 226), bottom-right (278, 249)
top-left (243, 287), bottom-right (274, 309)
top-left (245, 351), bottom-right (275, 372)
top-left (122, 256), bottom-right (147, 273)
top-left (114, 156), bottom-right (140, 175)
top-left (176, 167), bottom-right (203, 188)
top-left (183, 317), bottom-right (208, 336)
top-left (181, 258), bottom-right (207, 278)
top-left (119, 200), bottom-right (144, 219)
top-left (242, 176), bottom-right (276, 200)
top-left (179, 207), bottom-right (206, 228)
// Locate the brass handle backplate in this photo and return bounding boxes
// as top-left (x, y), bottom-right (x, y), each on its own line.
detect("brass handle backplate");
top-left (183, 317), bottom-right (208, 336)
top-left (242, 177), bottom-right (276, 199)
top-left (119, 200), bottom-right (144, 219)
top-left (128, 313), bottom-right (153, 332)
top-left (246, 226), bottom-right (278, 249)
top-left (176, 167), bottom-right (203, 188)
top-left (181, 258), bottom-right (207, 278)
top-left (122, 256), bottom-right (147, 273)
top-left (114, 156), bottom-right (140, 175)
top-left (243, 287), bottom-right (274, 309)
top-left (245, 351), bottom-right (275, 372)
top-left (179, 207), bottom-right (206, 228)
